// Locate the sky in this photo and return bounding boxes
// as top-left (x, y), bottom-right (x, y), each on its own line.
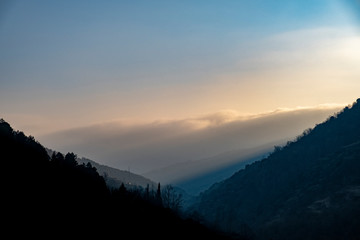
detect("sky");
top-left (1, 1), bottom-right (360, 180)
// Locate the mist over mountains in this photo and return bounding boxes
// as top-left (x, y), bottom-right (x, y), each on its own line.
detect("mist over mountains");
top-left (40, 105), bottom-right (342, 184)
top-left (147, 142), bottom-right (275, 195)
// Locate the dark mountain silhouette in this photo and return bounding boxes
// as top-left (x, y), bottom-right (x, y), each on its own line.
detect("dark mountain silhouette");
top-left (47, 148), bottom-right (157, 190)
top-left (194, 98), bottom-right (360, 240)
top-left (0, 119), bottom-right (243, 239)
top-left (77, 157), bottom-right (156, 189)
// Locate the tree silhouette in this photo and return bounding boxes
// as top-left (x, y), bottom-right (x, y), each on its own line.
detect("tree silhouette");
top-left (156, 182), bottom-right (163, 206)
top-left (64, 152), bottom-right (78, 167)
top-left (162, 185), bottom-right (183, 212)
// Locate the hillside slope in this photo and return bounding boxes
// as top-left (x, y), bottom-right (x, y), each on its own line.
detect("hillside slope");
top-left (195, 99), bottom-right (360, 240)
top-left (0, 119), bottom-right (240, 239)
top-left (77, 157), bottom-right (156, 189)
top-left (46, 148), bottom-right (156, 190)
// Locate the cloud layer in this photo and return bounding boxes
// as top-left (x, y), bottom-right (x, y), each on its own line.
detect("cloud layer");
top-left (39, 105), bottom-right (343, 183)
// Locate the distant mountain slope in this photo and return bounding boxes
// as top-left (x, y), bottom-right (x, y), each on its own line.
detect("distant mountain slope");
top-left (174, 153), bottom-right (265, 196)
top-left (46, 148), bottom-right (156, 189)
top-left (77, 157), bottom-right (156, 189)
top-left (165, 142), bottom-right (278, 195)
top-left (195, 99), bottom-right (360, 240)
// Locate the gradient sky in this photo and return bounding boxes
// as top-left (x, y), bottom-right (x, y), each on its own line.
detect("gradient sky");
top-left (1, 0), bottom-right (360, 137)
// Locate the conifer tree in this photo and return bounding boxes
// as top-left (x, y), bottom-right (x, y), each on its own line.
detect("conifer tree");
top-left (156, 183), bottom-right (162, 206)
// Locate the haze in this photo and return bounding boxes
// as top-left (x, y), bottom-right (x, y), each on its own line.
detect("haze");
top-left (40, 105), bottom-right (343, 183)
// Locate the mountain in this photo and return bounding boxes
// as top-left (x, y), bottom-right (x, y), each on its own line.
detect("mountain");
top-left (193, 99), bottom-right (360, 240)
top-left (77, 157), bottom-right (156, 189)
top-left (46, 148), bottom-right (156, 190)
top-left (0, 118), bottom-right (242, 239)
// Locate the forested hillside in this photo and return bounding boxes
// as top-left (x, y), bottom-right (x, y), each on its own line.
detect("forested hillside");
top-left (1, 119), bottom-right (241, 239)
top-left (195, 99), bottom-right (360, 240)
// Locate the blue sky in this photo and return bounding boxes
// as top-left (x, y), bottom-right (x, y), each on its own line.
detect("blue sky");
top-left (1, 0), bottom-right (360, 136)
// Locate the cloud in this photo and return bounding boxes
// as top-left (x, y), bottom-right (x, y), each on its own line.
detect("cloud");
top-left (38, 104), bottom-right (344, 183)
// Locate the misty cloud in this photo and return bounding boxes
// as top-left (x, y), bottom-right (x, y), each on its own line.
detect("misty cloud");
top-left (39, 105), bottom-right (343, 182)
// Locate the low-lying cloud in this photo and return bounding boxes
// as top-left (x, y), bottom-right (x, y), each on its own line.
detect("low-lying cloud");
top-left (39, 105), bottom-right (344, 183)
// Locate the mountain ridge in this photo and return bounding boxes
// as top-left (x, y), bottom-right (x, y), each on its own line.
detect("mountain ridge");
top-left (46, 148), bottom-right (156, 189)
top-left (0, 118), bottom-right (241, 239)
top-left (46, 148), bottom-right (156, 190)
top-left (78, 157), bottom-right (156, 189)
top-left (194, 98), bottom-right (360, 240)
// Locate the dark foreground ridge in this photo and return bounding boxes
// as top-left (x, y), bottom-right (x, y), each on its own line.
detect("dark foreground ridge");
top-left (1, 118), bottom-right (243, 239)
